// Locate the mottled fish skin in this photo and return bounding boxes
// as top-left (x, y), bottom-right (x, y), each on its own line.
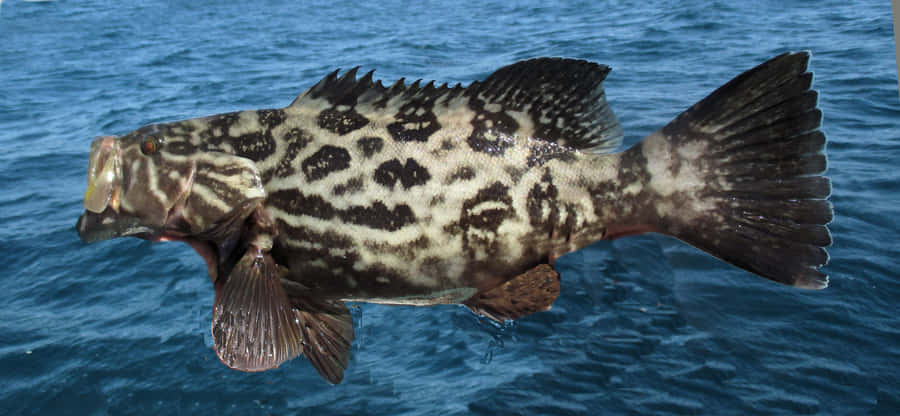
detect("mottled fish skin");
top-left (81, 54), bottom-right (830, 303)
top-left (76, 53), bottom-right (832, 382)
top-left (154, 72), bottom-right (625, 304)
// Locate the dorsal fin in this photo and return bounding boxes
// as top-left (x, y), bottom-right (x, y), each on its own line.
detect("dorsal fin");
top-left (468, 58), bottom-right (623, 153)
top-left (295, 66), bottom-right (378, 107)
top-left (290, 58), bottom-right (622, 152)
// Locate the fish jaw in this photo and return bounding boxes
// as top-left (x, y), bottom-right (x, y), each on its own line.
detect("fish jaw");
top-left (75, 208), bottom-right (155, 243)
top-left (76, 205), bottom-right (223, 282)
top-left (76, 135), bottom-right (150, 243)
top-left (76, 177), bottom-right (224, 282)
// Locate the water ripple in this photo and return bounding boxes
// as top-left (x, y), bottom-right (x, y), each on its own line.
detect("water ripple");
top-left (1, 0), bottom-right (898, 414)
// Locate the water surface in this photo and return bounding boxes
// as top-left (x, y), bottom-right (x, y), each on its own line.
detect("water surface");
top-left (1, 0), bottom-right (898, 414)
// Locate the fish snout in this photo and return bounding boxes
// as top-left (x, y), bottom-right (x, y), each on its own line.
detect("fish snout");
top-left (77, 135), bottom-right (151, 243)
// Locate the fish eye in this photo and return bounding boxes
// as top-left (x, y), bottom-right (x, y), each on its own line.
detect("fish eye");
top-left (140, 134), bottom-right (162, 155)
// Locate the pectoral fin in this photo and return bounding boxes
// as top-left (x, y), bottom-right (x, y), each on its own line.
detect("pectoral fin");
top-left (291, 297), bottom-right (354, 384)
top-left (463, 264), bottom-right (561, 322)
top-left (211, 247), bottom-right (304, 372)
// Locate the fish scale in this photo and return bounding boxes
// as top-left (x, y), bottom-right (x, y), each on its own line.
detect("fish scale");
top-left (207, 68), bottom-right (622, 301)
top-left (260, 122), bottom-right (598, 299)
top-left (76, 52), bottom-right (832, 384)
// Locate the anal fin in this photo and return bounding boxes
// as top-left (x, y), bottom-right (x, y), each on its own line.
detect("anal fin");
top-left (212, 247), bottom-right (304, 372)
top-left (463, 264), bottom-right (561, 322)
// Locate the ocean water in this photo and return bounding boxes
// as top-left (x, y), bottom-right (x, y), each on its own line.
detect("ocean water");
top-left (1, 0), bottom-right (898, 414)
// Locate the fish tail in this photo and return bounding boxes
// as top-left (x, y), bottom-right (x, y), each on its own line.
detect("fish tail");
top-left (605, 52), bottom-right (832, 288)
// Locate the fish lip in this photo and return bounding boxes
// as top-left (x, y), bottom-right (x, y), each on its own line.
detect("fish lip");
top-left (75, 207), bottom-right (155, 243)
top-left (83, 136), bottom-right (122, 214)
top-left (77, 135), bottom-right (129, 242)
top-left (75, 210), bottom-right (220, 281)
top-left (75, 207), bottom-right (221, 282)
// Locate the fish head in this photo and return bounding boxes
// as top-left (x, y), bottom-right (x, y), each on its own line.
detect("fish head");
top-left (75, 124), bottom-right (266, 251)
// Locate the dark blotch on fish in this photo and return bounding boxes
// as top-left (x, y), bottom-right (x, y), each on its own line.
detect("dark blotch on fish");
top-left (333, 176), bottom-right (365, 196)
top-left (387, 98), bottom-right (441, 142)
top-left (357, 136), bottom-right (384, 158)
top-left (460, 182), bottom-right (513, 231)
top-left (269, 189), bottom-right (416, 232)
top-left (526, 170), bottom-right (560, 228)
top-left (233, 132), bottom-right (277, 162)
top-left (271, 128), bottom-right (314, 179)
top-left (373, 158), bottom-right (431, 189)
top-left (301, 145), bottom-right (352, 182)
top-left (445, 166), bottom-right (475, 184)
top-left (257, 109), bottom-right (287, 130)
top-left (318, 107), bottom-right (370, 136)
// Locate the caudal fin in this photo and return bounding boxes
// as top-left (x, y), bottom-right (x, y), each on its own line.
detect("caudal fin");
top-left (621, 52), bottom-right (832, 289)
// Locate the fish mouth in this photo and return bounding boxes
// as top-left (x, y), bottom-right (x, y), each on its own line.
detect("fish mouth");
top-left (76, 134), bottom-right (173, 241)
top-left (75, 207), bottom-right (222, 282)
top-left (75, 208), bottom-right (155, 243)
top-left (75, 150), bottom-right (221, 280)
top-left (76, 135), bottom-right (144, 243)
top-left (76, 134), bottom-right (198, 244)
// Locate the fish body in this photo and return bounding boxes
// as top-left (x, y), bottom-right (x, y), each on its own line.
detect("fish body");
top-left (76, 53), bottom-right (832, 383)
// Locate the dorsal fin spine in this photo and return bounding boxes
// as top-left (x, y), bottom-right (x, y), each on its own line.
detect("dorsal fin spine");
top-left (407, 80), bottom-right (422, 96)
top-left (308, 68), bottom-right (341, 97)
top-left (389, 78), bottom-right (405, 92)
top-left (360, 69), bottom-right (375, 85)
top-left (338, 67), bottom-right (359, 83)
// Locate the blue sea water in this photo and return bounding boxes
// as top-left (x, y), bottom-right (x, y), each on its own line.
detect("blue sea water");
top-left (1, 0), bottom-right (898, 414)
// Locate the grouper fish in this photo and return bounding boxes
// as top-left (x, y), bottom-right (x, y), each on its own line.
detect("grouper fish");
top-left (75, 52), bottom-right (831, 384)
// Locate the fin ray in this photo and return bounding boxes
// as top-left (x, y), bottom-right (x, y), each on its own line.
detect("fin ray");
top-left (291, 297), bottom-right (354, 384)
top-left (211, 248), bottom-right (304, 372)
top-left (463, 264), bottom-right (561, 322)
top-left (473, 58), bottom-right (623, 153)
top-left (617, 52), bottom-right (832, 289)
